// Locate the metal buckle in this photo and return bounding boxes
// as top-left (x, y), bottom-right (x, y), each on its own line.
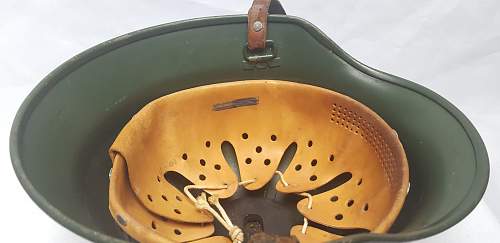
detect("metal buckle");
top-left (242, 40), bottom-right (280, 70)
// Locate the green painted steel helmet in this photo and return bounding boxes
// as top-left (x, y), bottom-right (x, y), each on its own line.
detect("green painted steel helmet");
top-left (10, 0), bottom-right (488, 242)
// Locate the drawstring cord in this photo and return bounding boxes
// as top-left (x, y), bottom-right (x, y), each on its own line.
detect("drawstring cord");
top-left (184, 171), bottom-right (313, 242)
top-left (184, 185), bottom-right (244, 243)
top-left (274, 170), bottom-right (313, 234)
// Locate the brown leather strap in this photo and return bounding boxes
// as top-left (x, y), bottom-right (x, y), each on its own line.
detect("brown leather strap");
top-left (248, 0), bottom-right (272, 50)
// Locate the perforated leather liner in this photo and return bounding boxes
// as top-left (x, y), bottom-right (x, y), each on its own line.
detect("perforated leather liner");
top-left (108, 80), bottom-right (409, 242)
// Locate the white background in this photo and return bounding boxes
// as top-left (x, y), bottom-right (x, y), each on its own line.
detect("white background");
top-left (1, 0), bottom-right (498, 242)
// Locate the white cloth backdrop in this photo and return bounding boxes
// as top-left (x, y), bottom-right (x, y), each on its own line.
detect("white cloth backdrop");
top-left (0, 0), bottom-right (498, 242)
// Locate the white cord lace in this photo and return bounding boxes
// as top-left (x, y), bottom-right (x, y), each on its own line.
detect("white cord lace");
top-left (184, 185), bottom-right (243, 243)
top-left (274, 170), bottom-right (313, 234)
top-left (183, 171), bottom-right (314, 242)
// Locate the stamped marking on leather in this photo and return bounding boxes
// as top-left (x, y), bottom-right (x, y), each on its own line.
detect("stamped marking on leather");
top-left (213, 97), bottom-right (259, 111)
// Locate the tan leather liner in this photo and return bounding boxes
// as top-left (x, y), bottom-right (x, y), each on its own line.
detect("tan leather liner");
top-left (109, 154), bottom-right (216, 242)
top-left (290, 225), bottom-right (342, 242)
top-left (190, 236), bottom-right (232, 243)
top-left (109, 80), bottom-right (409, 242)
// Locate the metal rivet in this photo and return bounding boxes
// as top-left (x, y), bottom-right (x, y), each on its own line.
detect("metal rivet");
top-left (117, 215), bottom-right (127, 226)
top-left (253, 21), bottom-right (264, 32)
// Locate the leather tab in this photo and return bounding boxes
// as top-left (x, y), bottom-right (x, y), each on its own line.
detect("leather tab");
top-left (248, 0), bottom-right (272, 50)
